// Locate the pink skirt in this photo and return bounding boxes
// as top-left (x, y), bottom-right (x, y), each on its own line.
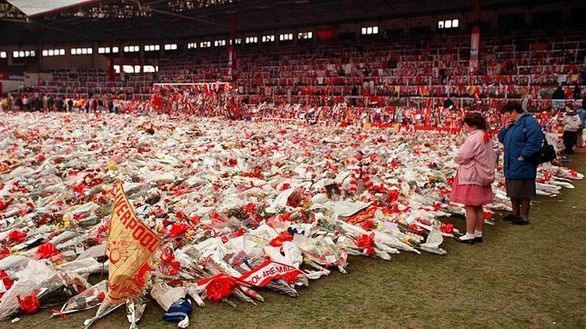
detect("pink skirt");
top-left (450, 175), bottom-right (494, 206)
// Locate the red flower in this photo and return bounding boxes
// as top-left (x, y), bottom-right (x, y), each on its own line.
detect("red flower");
top-left (0, 270), bottom-right (13, 299)
top-left (409, 223), bottom-right (426, 235)
top-left (0, 198), bottom-right (13, 211)
top-left (168, 223), bottom-right (189, 238)
top-left (0, 247), bottom-right (9, 259)
top-left (160, 252), bottom-right (181, 276)
top-left (7, 230), bottom-right (26, 244)
top-left (280, 183), bottom-right (291, 191)
top-left (17, 291), bottom-right (40, 314)
top-left (287, 193), bottom-right (302, 208)
top-left (356, 233), bottom-right (375, 256)
top-left (36, 243), bottom-right (58, 259)
top-left (173, 187), bottom-right (187, 196)
top-left (360, 220), bottom-right (374, 231)
top-left (198, 273), bottom-right (238, 302)
top-left (280, 212), bottom-right (292, 222)
top-left (440, 223), bottom-right (454, 234)
top-left (38, 213), bottom-right (52, 226)
top-left (244, 203), bottom-right (256, 214)
top-left (269, 231), bottom-right (294, 247)
top-left (371, 185), bottom-right (386, 194)
top-left (73, 183), bottom-right (85, 195)
top-left (190, 215), bottom-right (201, 225)
top-left (232, 228), bottom-right (245, 237)
top-left (386, 190), bottom-right (399, 203)
top-left (281, 270), bottom-right (301, 285)
top-left (383, 204), bottom-right (401, 214)
top-left (210, 212), bottom-right (225, 225)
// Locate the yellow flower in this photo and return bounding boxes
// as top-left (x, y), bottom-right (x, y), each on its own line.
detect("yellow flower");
top-left (107, 161), bottom-right (119, 171)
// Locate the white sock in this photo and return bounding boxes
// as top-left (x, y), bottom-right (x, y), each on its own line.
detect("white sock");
top-left (474, 230), bottom-right (483, 237)
top-left (460, 233), bottom-right (475, 240)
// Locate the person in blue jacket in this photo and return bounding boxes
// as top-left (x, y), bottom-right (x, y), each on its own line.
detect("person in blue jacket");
top-left (498, 101), bottom-right (543, 225)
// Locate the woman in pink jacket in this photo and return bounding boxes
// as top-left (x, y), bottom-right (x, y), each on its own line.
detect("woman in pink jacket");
top-left (450, 112), bottom-right (497, 244)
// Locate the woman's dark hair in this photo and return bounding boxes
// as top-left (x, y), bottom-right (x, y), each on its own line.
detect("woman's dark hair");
top-left (499, 101), bottom-right (524, 114)
top-left (462, 112), bottom-right (488, 131)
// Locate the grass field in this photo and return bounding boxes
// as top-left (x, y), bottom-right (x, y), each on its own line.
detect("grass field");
top-left (8, 155), bottom-right (586, 329)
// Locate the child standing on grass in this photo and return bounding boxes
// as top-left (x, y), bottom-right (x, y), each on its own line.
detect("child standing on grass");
top-left (450, 112), bottom-right (497, 244)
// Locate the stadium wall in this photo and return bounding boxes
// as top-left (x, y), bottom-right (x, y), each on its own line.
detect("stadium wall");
top-left (39, 53), bottom-right (108, 71)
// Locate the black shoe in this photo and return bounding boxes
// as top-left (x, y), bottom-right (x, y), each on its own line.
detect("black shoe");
top-left (502, 213), bottom-right (518, 222)
top-left (511, 217), bottom-right (530, 225)
top-left (474, 236), bottom-right (483, 243)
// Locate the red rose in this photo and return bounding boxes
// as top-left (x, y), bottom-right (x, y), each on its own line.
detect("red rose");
top-left (440, 223), bottom-right (454, 234)
top-left (0, 247), bottom-right (9, 259)
top-left (269, 231), bottom-right (294, 247)
top-left (244, 203), bottom-right (256, 214)
top-left (190, 215), bottom-right (201, 225)
top-left (0, 270), bottom-right (13, 298)
top-left (281, 270), bottom-right (301, 285)
top-left (36, 243), bottom-right (58, 259)
top-left (386, 190), bottom-right (399, 203)
top-left (17, 292), bottom-right (40, 314)
top-left (0, 198), bottom-right (13, 211)
top-left (280, 212), bottom-right (292, 221)
top-left (168, 223), bottom-right (189, 238)
top-left (356, 233), bottom-right (375, 256)
top-left (7, 230), bottom-right (26, 244)
top-left (360, 220), bottom-right (374, 230)
top-left (199, 274), bottom-right (237, 302)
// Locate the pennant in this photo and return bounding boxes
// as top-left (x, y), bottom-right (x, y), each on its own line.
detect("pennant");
top-left (105, 181), bottom-right (161, 304)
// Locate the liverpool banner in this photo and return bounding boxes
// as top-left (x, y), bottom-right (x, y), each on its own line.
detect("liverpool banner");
top-left (106, 181), bottom-right (161, 303)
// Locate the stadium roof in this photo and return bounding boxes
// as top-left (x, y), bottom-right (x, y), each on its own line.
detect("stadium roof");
top-left (6, 0), bottom-right (97, 17)
top-left (0, 0), bottom-right (582, 45)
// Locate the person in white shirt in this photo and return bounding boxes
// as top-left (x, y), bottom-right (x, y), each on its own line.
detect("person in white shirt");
top-left (562, 104), bottom-right (582, 154)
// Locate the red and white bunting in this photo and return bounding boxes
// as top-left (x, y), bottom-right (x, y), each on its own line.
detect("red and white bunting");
top-left (239, 259), bottom-right (303, 287)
